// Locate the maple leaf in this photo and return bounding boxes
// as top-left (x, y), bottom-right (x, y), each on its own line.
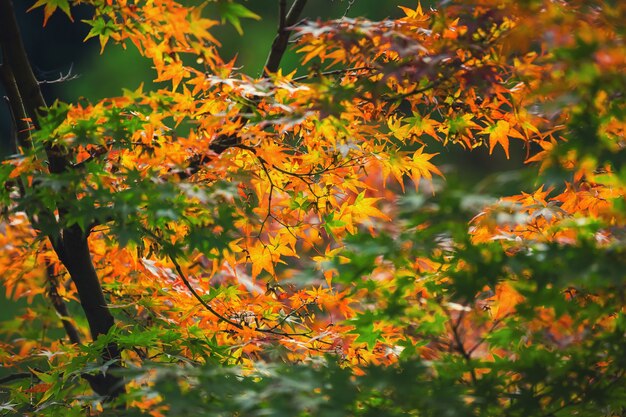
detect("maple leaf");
top-left (337, 192), bottom-right (391, 234)
top-left (387, 116), bottom-right (411, 141)
top-left (154, 59), bottom-right (188, 91)
top-left (399, 2), bottom-right (424, 19)
top-left (218, 2), bottom-right (260, 36)
top-left (409, 146), bottom-right (443, 191)
top-left (29, 0), bottom-right (73, 26)
top-left (188, 5), bottom-right (221, 45)
top-left (379, 151), bottom-right (409, 190)
top-left (82, 16), bottom-right (117, 53)
top-left (445, 114), bottom-right (479, 147)
top-left (484, 120), bottom-right (512, 159)
top-left (525, 138), bottom-right (556, 172)
top-left (247, 242), bottom-right (278, 277)
top-left (406, 112), bottom-right (438, 140)
top-left (491, 282), bottom-right (525, 320)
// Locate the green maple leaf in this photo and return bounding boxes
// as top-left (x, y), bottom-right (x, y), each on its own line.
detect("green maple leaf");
top-left (218, 2), bottom-right (260, 35)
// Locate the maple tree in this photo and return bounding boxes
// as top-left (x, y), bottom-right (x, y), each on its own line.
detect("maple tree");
top-left (0, 0), bottom-right (625, 415)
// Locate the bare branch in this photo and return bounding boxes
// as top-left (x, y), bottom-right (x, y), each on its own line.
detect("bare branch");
top-left (37, 64), bottom-right (80, 85)
top-left (45, 260), bottom-right (82, 345)
top-left (0, 64), bottom-right (33, 150)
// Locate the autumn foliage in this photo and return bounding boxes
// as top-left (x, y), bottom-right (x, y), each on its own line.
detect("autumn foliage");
top-left (0, 0), bottom-right (624, 415)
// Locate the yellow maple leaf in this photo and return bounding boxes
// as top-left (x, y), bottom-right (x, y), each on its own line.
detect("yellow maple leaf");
top-left (379, 151), bottom-right (410, 191)
top-left (247, 242), bottom-right (275, 277)
top-left (387, 116), bottom-right (411, 141)
top-left (348, 192), bottom-right (391, 223)
top-left (410, 146), bottom-right (443, 191)
top-left (484, 120), bottom-right (511, 159)
top-left (399, 2), bottom-right (424, 18)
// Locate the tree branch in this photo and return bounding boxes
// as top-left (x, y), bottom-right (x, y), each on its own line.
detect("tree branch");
top-left (55, 226), bottom-right (125, 399)
top-left (445, 308), bottom-right (478, 385)
top-left (199, 0), bottom-right (309, 158)
top-left (167, 248), bottom-right (311, 337)
top-left (45, 260), bottom-right (82, 345)
top-left (169, 255), bottom-right (244, 329)
top-left (0, 0), bottom-right (67, 174)
top-left (0, 0), bottom-right (47, 127)
top-left (262, 0), bottom-right (308, 77)
top-left (0, 64), bottom-right (33, 150)
top-left (0, 372), bottom-right (36, 385)
top-left (291, 65), bottom-right (374, 83)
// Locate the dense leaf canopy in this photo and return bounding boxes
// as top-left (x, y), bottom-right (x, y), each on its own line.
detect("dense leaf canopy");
top-left (0, 0), bottom-right (624, 415)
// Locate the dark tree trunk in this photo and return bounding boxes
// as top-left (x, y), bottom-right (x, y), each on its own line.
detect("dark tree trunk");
top-left (0, 0), bottom-right (125, 401)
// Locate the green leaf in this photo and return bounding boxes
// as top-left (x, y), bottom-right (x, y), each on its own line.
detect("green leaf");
top-left (323, 212), bottom-right (346, 239)
top-left (348, 312), bottom-right (384, 349)
top-left (82, 16), bottom-right (117, 52)
top-left (218, 2), bottom-right (261, 35)
top-left (29, 368), bottom-right (56, 385)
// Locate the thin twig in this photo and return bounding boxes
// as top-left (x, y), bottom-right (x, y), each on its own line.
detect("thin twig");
top-left (269, 300), bottom-right (312, 331)
top-left (36, 64), bottom-right (80, 85)
top-left (466, 314), bottom-right (511, 357)
top-left (170, 255), bottom-right (311, 337)
top-left (291, 65), bottom-right (374, 83)
top-left (169, 256), bottom-right (244, 329)
top-left (444, 307), bottom-right (478, 385)
top-left (71, 146), bottom-right (109, 169)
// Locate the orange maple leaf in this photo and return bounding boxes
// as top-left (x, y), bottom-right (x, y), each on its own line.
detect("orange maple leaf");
top-left (410, 146), bottom-right (443, 191)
